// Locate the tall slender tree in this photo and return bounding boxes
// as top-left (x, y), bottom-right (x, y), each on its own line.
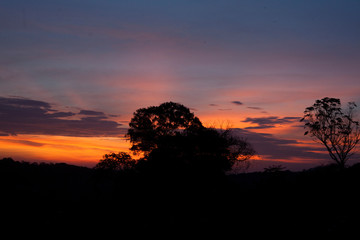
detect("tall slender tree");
top-left (301, 97), bottom-right (360, 168)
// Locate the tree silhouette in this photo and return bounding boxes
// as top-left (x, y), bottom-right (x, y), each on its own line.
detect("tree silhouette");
top-left (301, 97), bottom-right (360, 168)
top-left (126, 102), bottom-right (255, 175)
top-left (126, 102), bottom-right (203, 156)
top-left (264, 164), bottom-right (286, 173)
top-left (94, 152), bottom-right (136, 171)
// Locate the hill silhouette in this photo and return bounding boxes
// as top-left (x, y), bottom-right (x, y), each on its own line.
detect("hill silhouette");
top-left (2, 157), bottom-right (360, 237)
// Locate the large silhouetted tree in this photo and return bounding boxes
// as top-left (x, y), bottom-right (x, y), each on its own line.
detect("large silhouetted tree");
top-left (301, 97), bottom-right (360, 168)
top-left (126, 102), bottom-right (204, 156)
top-left (126, 102), bottom-right (255, 175)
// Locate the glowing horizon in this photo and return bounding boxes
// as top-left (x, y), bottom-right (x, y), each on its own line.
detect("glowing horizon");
top-left (0, 95), bottom-right (335, 171)
top-left (1, 0), bottom-right (360, 171)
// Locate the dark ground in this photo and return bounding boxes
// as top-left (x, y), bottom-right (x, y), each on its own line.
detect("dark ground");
top-left (1, 158), bottom-right (360, 237)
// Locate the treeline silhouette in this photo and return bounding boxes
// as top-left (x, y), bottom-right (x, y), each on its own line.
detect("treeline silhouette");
top-left (2, 99), bottom-right (360, 237)
top-left (2, 157), bottom-right (360, 237)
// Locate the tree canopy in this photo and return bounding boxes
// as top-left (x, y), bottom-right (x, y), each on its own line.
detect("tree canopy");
top-left (126, 102), bottom-right (255, 175)
top-left (95, 152), bottom-right (136, 171)
top-left (126, 102), bottom-right (204, 155)
top-left (301, 97), bottom-right (360, 168)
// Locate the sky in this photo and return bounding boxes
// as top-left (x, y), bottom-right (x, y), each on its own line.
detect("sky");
top-left (1, 0), bottom-right (360, 171)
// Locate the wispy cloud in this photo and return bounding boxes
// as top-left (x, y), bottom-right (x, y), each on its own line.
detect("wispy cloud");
top-left (231, 101), bottom-right (243, 106)
top-left (247, 106), bottom-right (263, 110)
top-left (79, 110), bottom-right (105, 116)
top-left (0, 97), bottom-right (126, 137)
top-left (243, 116), bottom-right (301, 129)
top-left (230, 128), bottom-right (328, 163)
top-left (3, 139), bottom-right (44, 147)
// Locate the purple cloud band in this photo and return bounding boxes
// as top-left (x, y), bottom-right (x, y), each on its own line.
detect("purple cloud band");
top-left (243, 116), bottom-right (301, 129)
top-left (0, 96), bottom-right (127, 137)
top-left (229, 128), bottom-right (329, 169)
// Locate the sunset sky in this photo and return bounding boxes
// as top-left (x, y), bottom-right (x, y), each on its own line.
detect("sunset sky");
top-left (1, 0), bottom-right (360, 171)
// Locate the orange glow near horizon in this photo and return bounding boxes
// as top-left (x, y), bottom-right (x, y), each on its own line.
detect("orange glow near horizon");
top-left (0, 135), bottom-right (132, 167)
top-left (0, 108), bottom-right (328, 170)
top-left (0, 110), bottom-right (308, 168)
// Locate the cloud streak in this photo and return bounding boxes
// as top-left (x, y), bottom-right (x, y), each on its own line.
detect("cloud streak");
top-left (79, 110), bottom-right (105, 116)
top-left (230, 128), bottom-right (328, 163)
top-left (231, 101), bottom-right (243, 106)
top-left (0, 97), bottom-right (126, 137)
top-left (243, 116), bottom-right (301, 129)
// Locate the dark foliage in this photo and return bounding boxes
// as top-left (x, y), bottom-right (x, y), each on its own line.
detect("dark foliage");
top-left (94, 152), bottom-right (136, 171)
top-left (126, 102), bottom-right (204, 155)
top-left (301, 97), bottom-right (360, 168)
top-left (2, 157), bottom-right (360, 237)
top-left (126, 102), bottom-right (255, 176)
top-left (2, 99), bottom-right (359, 237)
